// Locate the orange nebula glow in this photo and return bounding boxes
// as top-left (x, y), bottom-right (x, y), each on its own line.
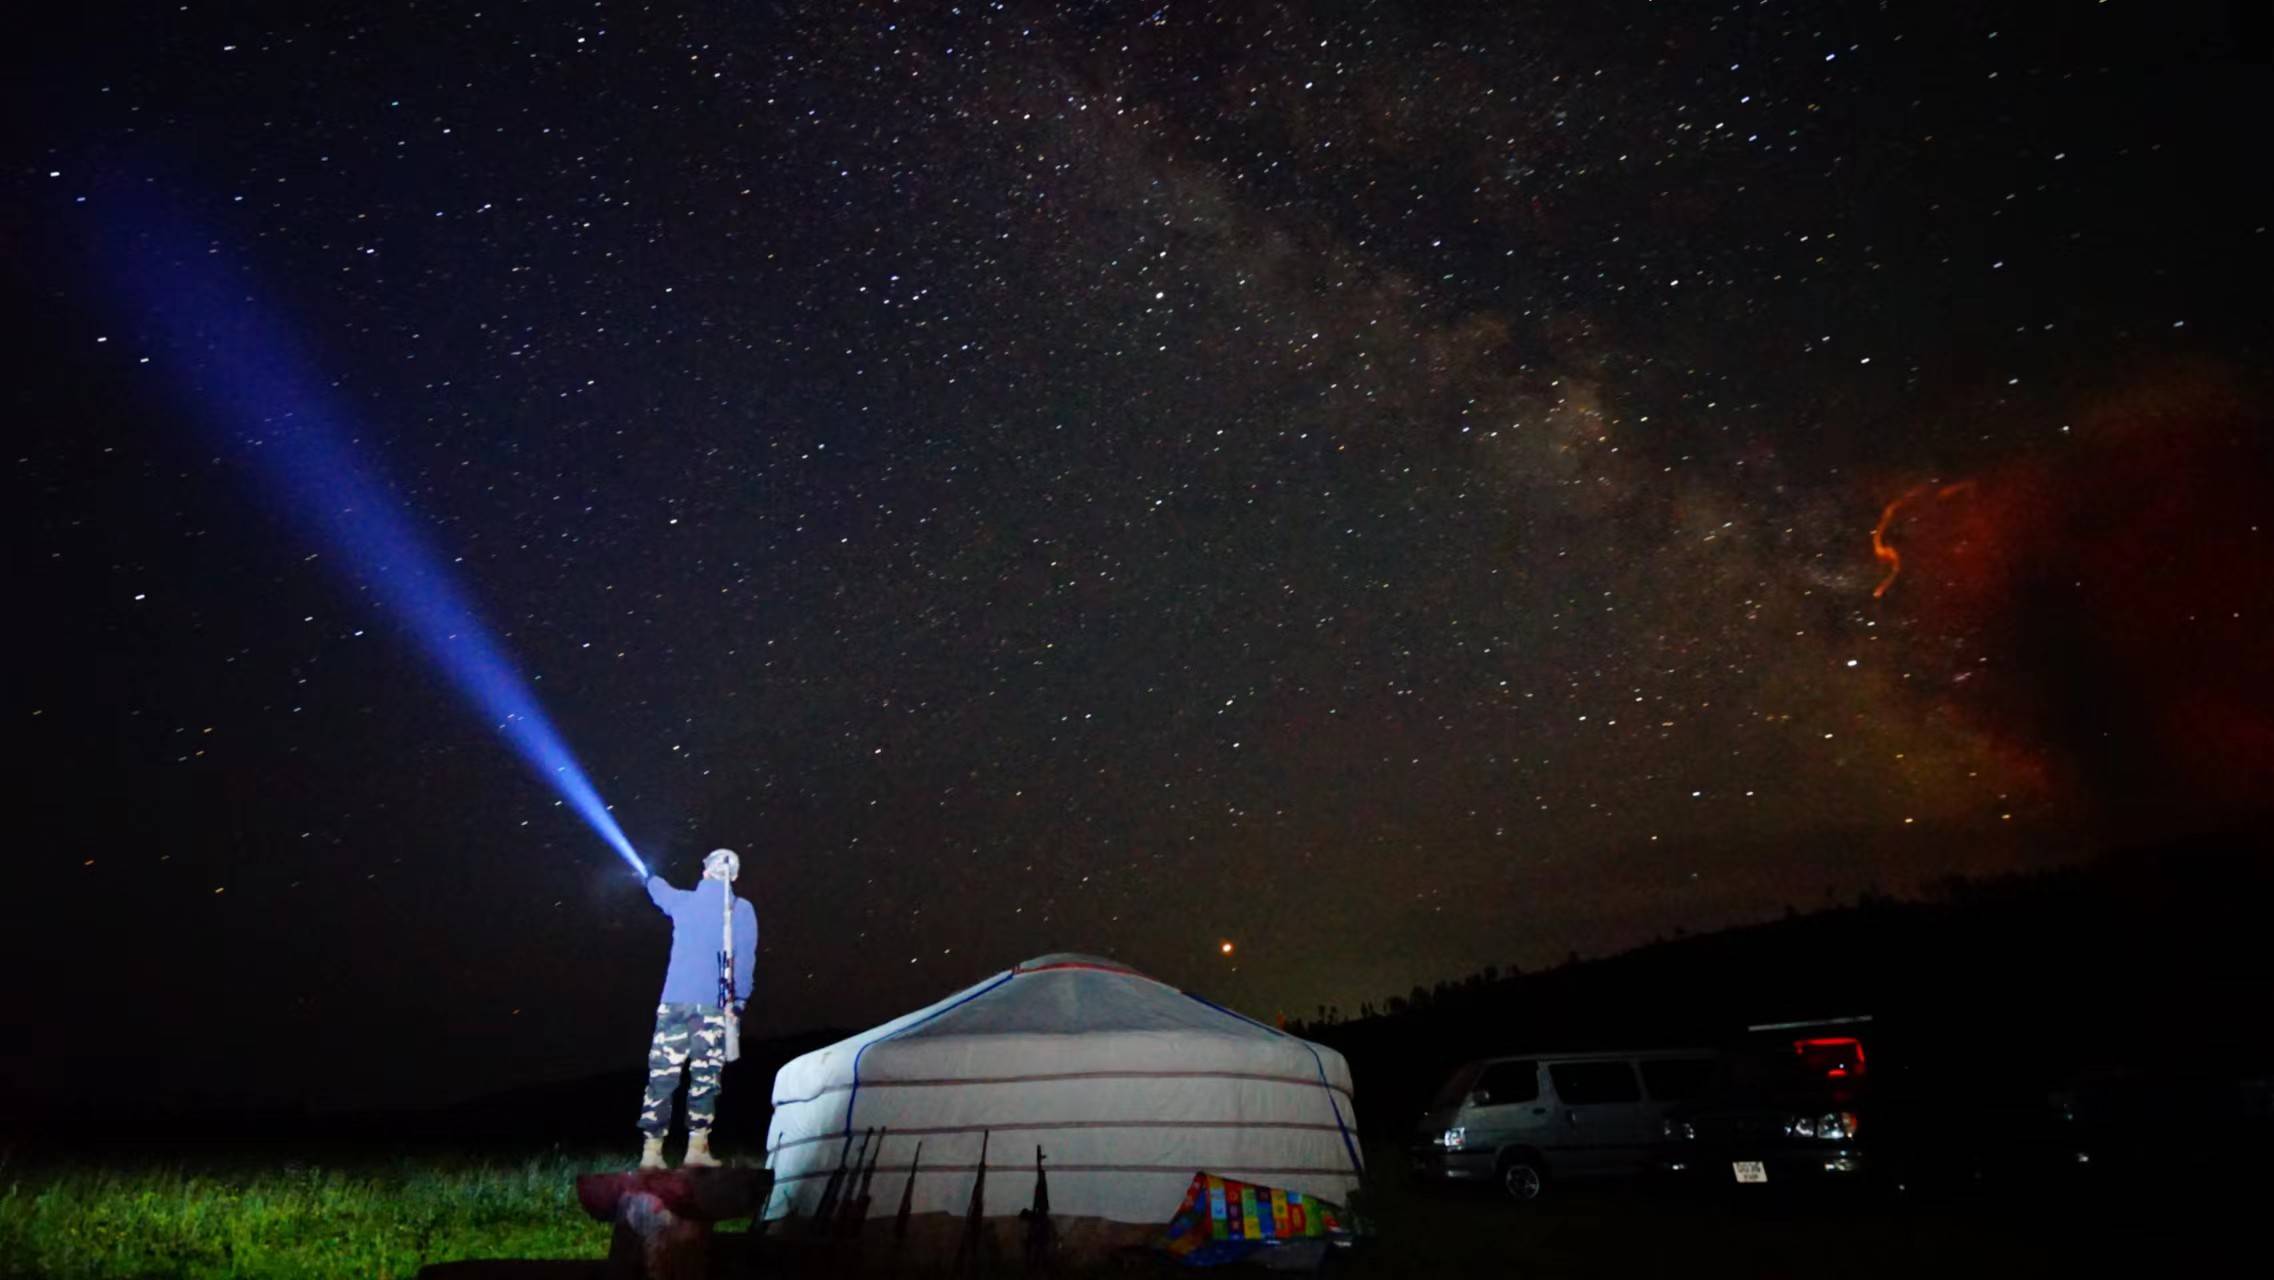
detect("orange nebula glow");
top-left (1870, 480), bottom-right (1976, 598)
top-left (1860, 362), bottom-right (2272, 819)
top-left (1869, 483), bottom-right (1933, 598)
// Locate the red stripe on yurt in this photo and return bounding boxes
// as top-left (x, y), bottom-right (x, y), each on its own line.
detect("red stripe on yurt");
top-left (783, 1067), bottom-right (1353, 1102)
top-left (771, 1118), bottom-right (1347, 1153)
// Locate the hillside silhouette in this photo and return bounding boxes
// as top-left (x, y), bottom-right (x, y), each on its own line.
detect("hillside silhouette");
top-left (1293, 828), bottom-right (2272, 1139)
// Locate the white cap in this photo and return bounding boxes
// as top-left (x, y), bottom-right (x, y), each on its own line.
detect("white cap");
top-left (701, 848), bottom-right (740, 880)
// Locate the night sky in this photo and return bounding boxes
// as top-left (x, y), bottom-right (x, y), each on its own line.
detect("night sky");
top-left (11, 1), bottom-right (2268, 1110)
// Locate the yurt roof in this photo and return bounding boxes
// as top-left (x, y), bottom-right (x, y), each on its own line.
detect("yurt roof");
top-left (772, 953), bottom-right (1353, 1096)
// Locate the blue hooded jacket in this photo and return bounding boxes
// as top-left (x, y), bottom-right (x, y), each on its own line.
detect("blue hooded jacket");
top-left (645, 874), bottom-right (759, 1009)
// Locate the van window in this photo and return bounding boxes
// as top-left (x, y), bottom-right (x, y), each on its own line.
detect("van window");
top-left (1640, 1058), bottom-right (1716, 1101)
top-left (1429, 1063), bottom-right (1483, 1109)
top-left (1472, 1061), bottom-right (1539, 1105)
top-left (1548, 1061), bottom-right (1641, 1104)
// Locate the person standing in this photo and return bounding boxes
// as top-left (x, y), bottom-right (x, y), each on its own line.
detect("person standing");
top-left (636, 847), bottom-right (758, 1169)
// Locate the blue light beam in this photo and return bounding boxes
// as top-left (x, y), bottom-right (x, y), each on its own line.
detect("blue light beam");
top-left (104, 209), bottom-right (648, 878)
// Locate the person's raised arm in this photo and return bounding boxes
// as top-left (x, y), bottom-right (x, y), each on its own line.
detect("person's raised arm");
top-left (644, 873), bottom-right (686, 914)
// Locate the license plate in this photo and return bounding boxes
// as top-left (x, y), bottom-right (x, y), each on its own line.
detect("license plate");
top-left (1732, 1161), bottom-right (1768, 1183)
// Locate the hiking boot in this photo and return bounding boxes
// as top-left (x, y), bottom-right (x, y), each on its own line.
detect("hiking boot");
top-left (638, 1135), bottom-right (667, 1170)
top-left (683, 1131), bottom-right (721, 1168)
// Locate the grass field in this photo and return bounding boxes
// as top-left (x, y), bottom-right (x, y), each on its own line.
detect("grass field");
top-left (1, 1139), bottom-right (2254, 1278)
top-left (0, 1146), bottom-right (617, 1280)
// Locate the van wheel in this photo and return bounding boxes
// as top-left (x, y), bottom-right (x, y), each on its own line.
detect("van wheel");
top-left (1499, 1152), bottom-right (1548, 1202)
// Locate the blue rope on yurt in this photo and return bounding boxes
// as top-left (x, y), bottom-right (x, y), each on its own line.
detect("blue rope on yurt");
top-left (843, 968), bottom-right (1019, 1140)
top-left (1182, 991), bottom-right (1366, 1178)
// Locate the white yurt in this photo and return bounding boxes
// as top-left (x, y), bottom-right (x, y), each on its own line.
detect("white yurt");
top-left (763, 954), bottom-right (1362, 1253)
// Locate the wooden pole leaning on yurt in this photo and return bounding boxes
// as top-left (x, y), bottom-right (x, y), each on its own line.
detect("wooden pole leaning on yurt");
top-left (811, 1128), bottom-right (856, 1229)
top-left (845, 1127), bottom-right (876, 1233)
top-left (839, 1125), bottom-right (884, 1237)
top-left (894, 1140), bottom-right (923, 1246)
top-left (952, 1129), bottom-right (991, 1274)
top-left (1023, 1144), bottom-right (1056, 1270)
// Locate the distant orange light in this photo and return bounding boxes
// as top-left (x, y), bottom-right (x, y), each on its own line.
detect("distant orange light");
top-left (1219, 940), bottom-right (1235, 956)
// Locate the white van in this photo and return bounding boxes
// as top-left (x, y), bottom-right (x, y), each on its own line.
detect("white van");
top-left (1410, 1049), bottom-right (1719, 1200)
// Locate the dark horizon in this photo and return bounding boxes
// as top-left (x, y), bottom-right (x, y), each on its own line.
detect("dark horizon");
top-left (10, 0), bottom-right (2269, 1114)
top-left (8, 823), bottom-right (2265, 1122)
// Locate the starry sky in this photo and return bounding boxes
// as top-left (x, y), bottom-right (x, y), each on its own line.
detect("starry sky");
top-left (11, 1), bottom-right (2269, 1110)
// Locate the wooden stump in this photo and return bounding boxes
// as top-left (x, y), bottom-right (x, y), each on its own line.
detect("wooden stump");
top-left (573, 1168), bottom-right (770, 1280)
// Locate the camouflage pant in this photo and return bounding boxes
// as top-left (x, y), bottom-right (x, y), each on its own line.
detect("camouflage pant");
top-left (637, 1002), bottom-right (728, 1138)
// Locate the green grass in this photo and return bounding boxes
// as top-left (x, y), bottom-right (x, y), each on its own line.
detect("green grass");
top-left (0, 1146), bottom-right (616, 1280)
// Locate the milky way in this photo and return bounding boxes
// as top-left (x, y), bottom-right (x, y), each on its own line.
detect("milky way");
top-left (12, 0), bottom-right (2266, 1106)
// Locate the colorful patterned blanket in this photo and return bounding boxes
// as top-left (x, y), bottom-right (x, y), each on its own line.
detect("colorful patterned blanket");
top-left (1158, 1172), bottom-right (1354, 1266)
